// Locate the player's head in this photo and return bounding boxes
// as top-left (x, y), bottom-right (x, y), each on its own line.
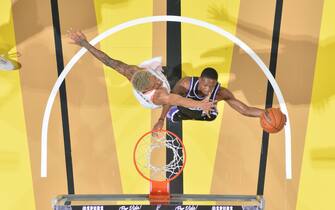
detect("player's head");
top-left (198, 67), bottom-right (218, 96)
top-left (131, 70), bottom-right (162, 92)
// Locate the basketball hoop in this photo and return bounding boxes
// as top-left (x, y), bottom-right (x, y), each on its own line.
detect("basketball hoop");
top-left (133, 129), bottom-right (186, 204)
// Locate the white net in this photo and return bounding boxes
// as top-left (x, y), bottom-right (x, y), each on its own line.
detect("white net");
top-left (134, 130), bottom-right (186, 182)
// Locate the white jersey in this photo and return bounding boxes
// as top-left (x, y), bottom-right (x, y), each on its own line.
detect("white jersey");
top-left (132, 57), bottom-right (170, 109)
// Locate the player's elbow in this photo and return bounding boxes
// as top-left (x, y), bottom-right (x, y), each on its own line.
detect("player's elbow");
top-left (207, 115), bottom-right (217, 121)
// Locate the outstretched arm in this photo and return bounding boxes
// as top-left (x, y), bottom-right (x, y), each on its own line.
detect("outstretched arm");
top-left (153, 90), bottom-right (213, 111)
top-left (156, 77), bottom-right (190, 116)
top-left (67, 29), bottom-right (142, 81)
top-left (152, 77), bottom-right (192, 130)
top-left (216, 87), bottom-right (265, 117)
top-left (152, 104), bottom-right (171, 131)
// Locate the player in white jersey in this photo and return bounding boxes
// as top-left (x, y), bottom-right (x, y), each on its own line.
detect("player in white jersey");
top-left (68, 30), bottom-right (213, 111)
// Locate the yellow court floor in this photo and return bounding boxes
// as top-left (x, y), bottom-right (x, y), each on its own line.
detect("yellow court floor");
top-left (0, 1), bottom-right (334, 210)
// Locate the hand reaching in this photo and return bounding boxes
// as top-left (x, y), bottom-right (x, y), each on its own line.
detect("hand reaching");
top-left (263, 109), bottom-right (272, 123)
top-left (151, 121), bottom-right (165, 139)
top-left (67, 29), bottom-right (88, 46)
top-left (201, 92), bottom-right (215, 118)
top-left (152, 119), bottom-right (164, 131)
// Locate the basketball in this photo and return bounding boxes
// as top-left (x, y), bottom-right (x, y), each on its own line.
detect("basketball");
top-left (260, 108), bottom-right (286, 133)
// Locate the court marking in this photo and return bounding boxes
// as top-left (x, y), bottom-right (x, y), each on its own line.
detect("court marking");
top-left (40, 15), bottom-right (292, 179)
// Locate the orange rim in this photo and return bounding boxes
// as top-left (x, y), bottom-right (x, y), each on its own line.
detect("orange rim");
top-left (133, 129), bottom-right (186, 183)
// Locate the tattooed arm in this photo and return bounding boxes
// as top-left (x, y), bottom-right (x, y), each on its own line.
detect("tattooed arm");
top-left (67, 29), bottom-right (142, 81)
